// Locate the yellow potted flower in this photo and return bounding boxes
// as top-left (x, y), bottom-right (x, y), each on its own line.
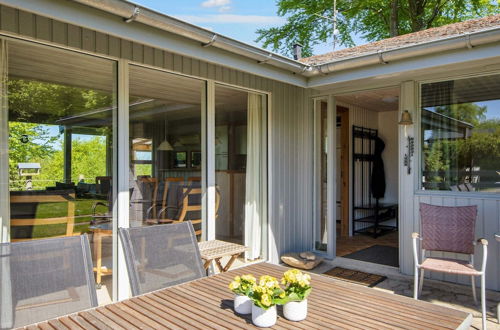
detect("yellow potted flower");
top-left (281, 269), bottom-right (312, 321)
top-left (228, 274), bottom-right (255, 314)
top-left (249, 275), bottom-right (284, 327)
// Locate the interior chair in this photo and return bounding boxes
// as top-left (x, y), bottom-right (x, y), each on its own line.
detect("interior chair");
top-left (145, 177), bottom-right (183, 225)
top-left (118, 222), bottom-right (205, 296)
top-left (91, 176), bottom-right (113, 225)
top-left (158, 186), bottom-right (221, 237)
top-left (412, 203), bottom-right (488, 329)
top-left (0, 235), bottom-right (97, 328)
top-left (10, 190), bottom-right (78, 241)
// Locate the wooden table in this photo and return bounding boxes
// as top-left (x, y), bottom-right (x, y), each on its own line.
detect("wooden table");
top-left (88, 223), bottom-right (112, 288)
top-left (24, 263), bottom-right (472, 329)
top-left (198, 240), bottom-right (247, 272)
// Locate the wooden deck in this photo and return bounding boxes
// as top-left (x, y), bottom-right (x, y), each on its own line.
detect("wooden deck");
top-left (23, 263), bottom-right (471, 329)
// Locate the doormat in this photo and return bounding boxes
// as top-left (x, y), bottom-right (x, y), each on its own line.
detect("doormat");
top-left (343, 245), bottom-right (399, 267)
top-left (322, 267), bottom-right (386, 287)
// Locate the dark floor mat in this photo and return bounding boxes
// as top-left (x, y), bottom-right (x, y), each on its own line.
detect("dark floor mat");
top-left (322, 267), bottom-right (386, 287)
top-left (343, 245), bottom-right (399, 267)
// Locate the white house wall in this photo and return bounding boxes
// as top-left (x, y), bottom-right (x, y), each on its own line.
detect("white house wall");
top-left (0, 4), bottom-right (315, 263)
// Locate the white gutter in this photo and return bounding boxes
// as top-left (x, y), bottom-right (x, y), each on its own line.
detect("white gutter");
top-left (70, 0), bottom-right (310, 74)
top-left (304, 26), bottom-right (500, 77)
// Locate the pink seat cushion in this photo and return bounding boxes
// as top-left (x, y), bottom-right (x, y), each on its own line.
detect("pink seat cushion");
top-left (420, 257), bottom-right (480, 276)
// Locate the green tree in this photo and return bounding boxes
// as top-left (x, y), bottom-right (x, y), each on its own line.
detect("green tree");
top-left (257, 0), bottom-right (499, 57)
top-left (8, 122), bottom-right (59, 190)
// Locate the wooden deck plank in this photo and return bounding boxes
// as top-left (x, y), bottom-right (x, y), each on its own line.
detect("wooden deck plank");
top-left (106, 303), bottom-right (166, 329)
top-left (56, 316), bottom-right (84, 330)
top-left (121, 299), bottom-right (184, 330)
top-left (23, 263), bottom-right (471, 330)
top-left (76, 311), bottom-right (116, 330)
top-left (67, 315), bottom-right (98, 330)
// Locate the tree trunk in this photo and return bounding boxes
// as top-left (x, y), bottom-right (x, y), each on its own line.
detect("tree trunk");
top-left (389, 0), bottom-right (399, 37)
top-left (408, 0), bottom-right (426, 31)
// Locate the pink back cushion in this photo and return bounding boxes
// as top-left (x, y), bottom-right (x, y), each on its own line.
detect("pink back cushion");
top-left (419, 203), bottom-right (477, 254)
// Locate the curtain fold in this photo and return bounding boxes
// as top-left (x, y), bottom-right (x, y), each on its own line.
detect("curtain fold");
top-left (0, 38), bottom-right (13, 329)
top-left (244, 93), bottom-right (263, 260)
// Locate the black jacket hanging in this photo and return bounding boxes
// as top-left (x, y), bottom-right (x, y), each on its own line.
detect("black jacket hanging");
top-left (371, 136), bottom-right (386, 199)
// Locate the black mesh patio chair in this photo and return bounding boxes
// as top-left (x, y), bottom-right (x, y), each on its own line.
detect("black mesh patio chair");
top-left (0, 235), bottom-right (97, 329)
top-left (119, 222), bottom-right (205, 296)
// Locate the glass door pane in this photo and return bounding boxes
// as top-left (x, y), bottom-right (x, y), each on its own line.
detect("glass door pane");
top-left (214, 85), bottom-right (267, 260)
top-left (128, 65), bottom-right (205, 238)
top-left (314, 100), bottom-right (328, 252)
top-left (7, 40), bottom-right (117, 304)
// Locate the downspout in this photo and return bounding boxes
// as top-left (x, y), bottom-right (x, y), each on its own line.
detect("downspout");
top-left (70, 0), bottom-right (310, 74)
top-left (305, 27), bottom-right (500, 77)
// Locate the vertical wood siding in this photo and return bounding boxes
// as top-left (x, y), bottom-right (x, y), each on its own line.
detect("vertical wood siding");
top-left (0, 5), bottom-right (314, 263)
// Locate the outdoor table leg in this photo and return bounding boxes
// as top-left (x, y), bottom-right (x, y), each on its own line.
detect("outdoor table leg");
top-left (222, 254), bottom-right (240, 272)
top-left (95, 232), bottom-right (102, 288)
top-left (214, 258), bottom-right (225, 272)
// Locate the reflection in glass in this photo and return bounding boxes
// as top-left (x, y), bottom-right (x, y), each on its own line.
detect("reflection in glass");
top-left (128, 65), bottom-right (205, 240)
top-left (215, 85), bottom-right (266, 260)
top-left (6, 40), bottom-right (116, 303)
top-left (421, 74), bottom-right (500, 192)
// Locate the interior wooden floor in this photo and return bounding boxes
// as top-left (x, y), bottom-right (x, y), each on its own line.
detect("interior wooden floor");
top-left (336, 229), bottom-right (399, 257)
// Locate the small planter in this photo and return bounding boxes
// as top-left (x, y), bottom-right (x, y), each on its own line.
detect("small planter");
top-left (233, 294), bottom-right (252, 315)
top-left (283, 299), bottom-right (308, 321)
top-left (252, 304), bottom-right (277, 328)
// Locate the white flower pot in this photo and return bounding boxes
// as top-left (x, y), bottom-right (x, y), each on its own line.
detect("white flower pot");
top-left (283, 299), bottom-right (308, 321)
top-left (233, 294), bottom-right (252, 314)
top-left (252, 304), bottom-right (277, 328)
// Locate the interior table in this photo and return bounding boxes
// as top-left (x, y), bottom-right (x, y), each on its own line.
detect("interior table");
top-left (198, 239), bottom-right (248, 272)
top-left (23, 263), bottom-right (472, 329)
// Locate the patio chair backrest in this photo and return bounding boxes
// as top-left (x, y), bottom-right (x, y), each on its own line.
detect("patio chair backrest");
top-left (119, 222), bottom-right (205, 296)
top-left (0, 235), bottom-right (97, 329)
top-left (419, 203), bottom-right (477, 254)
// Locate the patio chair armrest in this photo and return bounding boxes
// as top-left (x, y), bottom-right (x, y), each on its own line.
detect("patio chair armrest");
top-left (473, 238), bottom-right (488, 273)
top-left (476, 238), bottom-right (488, 246)
top-left (412, 232), bottom-right (421, 267)
top-left (157, 206), bottom-right (179, 219)
top-left (92, 201), bottom-right (109, 215)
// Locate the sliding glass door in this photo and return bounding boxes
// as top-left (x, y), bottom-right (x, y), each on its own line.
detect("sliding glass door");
top-left (4, 40), bottom-right (117, 304)
top-left (128, 65), bottom-right (206, 238)
top-left (313, 98), bottom-right (335, 257)
top-left (214, 84), bottom-right (267, 260)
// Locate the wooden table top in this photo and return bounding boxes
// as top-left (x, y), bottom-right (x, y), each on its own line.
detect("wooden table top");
top-left (198, 240), bottom-right (247, 260)
top-left (23, 263), bottom-right (472, 329)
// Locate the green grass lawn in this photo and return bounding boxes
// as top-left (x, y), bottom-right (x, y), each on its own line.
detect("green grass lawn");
top-left (15, 198), bottom-right (109, 239)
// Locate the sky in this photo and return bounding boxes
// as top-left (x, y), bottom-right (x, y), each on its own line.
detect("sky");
top-left (130, 0), bottom-right (344, 56)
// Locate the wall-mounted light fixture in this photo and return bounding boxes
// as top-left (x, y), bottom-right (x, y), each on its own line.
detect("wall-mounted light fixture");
top-left (398, 110), bottom-right (413, 125)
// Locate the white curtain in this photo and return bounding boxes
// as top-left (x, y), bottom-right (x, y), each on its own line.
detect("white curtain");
top-left (0, 38), bottom-right (13, 329)
top-left (244, 93), bottom-right (263, 260)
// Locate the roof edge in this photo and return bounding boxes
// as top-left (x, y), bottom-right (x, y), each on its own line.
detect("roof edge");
top-left (304, 26), bottom-right (500, 77)
top-left (71, 0), bottom-right (311, 74)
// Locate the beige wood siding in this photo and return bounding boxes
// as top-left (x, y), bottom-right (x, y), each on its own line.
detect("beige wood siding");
top-left (0, 5), bottom-right (315, 262)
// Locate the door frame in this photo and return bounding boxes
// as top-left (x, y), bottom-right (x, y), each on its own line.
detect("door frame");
top-left (312, 96), bottom-right (336, 259)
